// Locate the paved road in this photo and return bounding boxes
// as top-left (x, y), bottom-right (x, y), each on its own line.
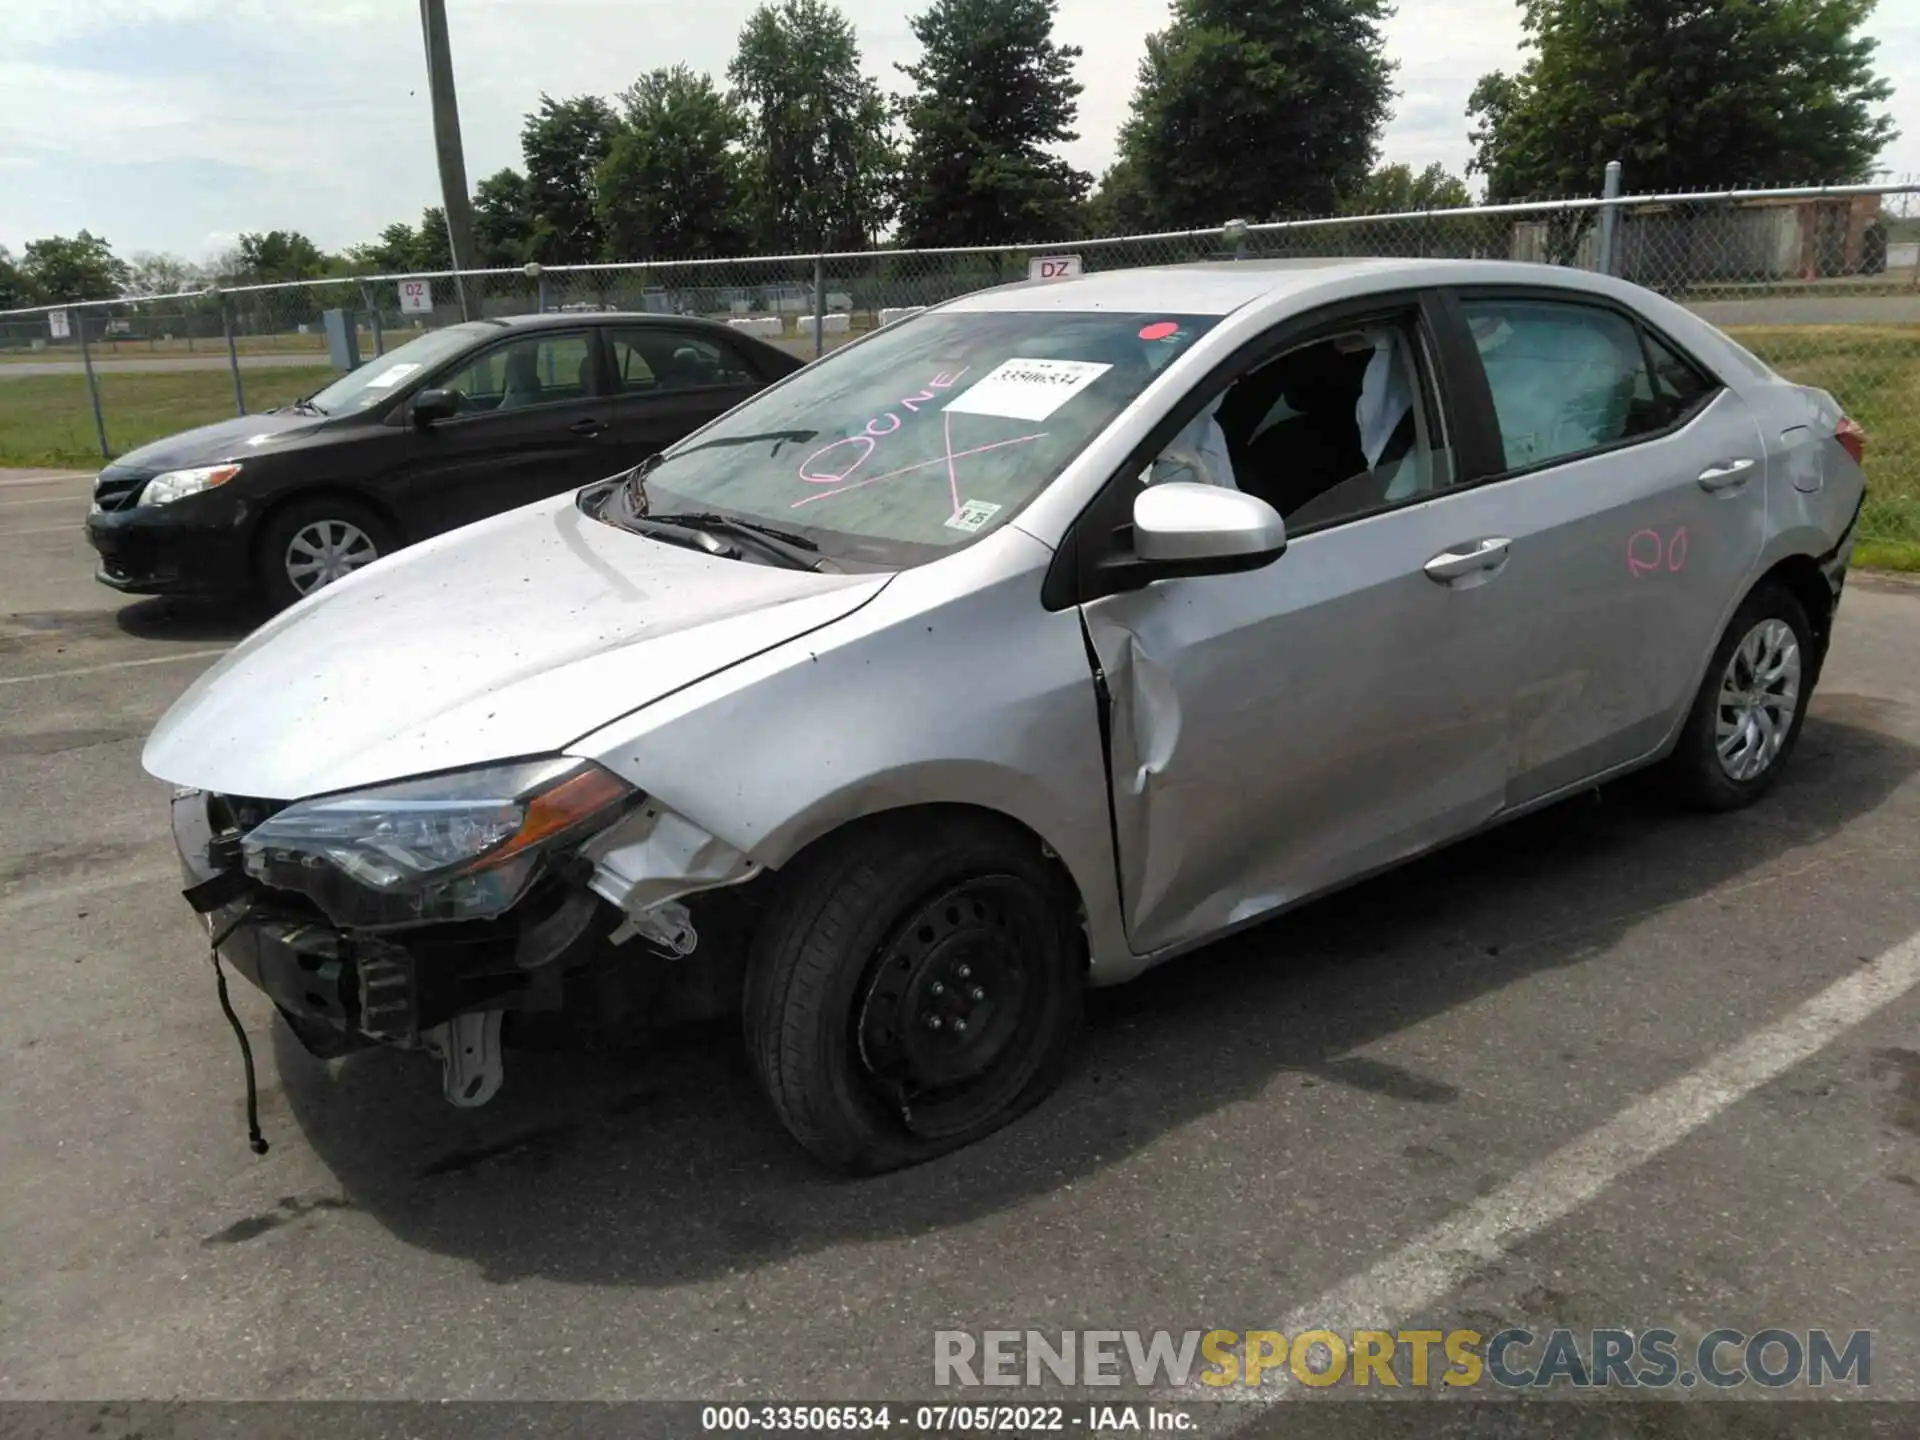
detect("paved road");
top-left (0, 352), bottom-right (333, 379)
top-left (3, 470), bottom-right (1918, 1420)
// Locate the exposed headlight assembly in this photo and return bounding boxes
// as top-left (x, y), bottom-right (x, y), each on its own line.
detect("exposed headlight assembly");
top-left (137, 463), bottom-right (242, 507)
top-left (239, 758), bottom-right (635, 929)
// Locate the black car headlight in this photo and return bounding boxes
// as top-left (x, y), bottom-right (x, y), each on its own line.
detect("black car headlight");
top-left (239, 758), bottom-right (635, 930)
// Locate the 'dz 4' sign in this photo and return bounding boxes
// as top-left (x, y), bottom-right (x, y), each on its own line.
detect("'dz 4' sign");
top-left (397, 279), bottom-right (435, 314)
top-left (1028, 254), bottom-right (1082, 282)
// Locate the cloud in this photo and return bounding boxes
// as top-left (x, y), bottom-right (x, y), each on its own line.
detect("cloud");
top-left (0, 0), bottom-right (1914, 257)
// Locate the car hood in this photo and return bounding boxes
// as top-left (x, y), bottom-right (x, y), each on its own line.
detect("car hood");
top-left (143, 493), bottom-right (890, 799)
top-left (111, 410), bottom-right (322, 473)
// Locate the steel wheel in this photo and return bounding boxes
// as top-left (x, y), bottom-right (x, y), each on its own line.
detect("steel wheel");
top-left (284, 519), bottom-right (378, 595)
top-left (854, 875), bottom-right (1054, 1142)
top-left (1715, 617), bottom-right (1802, 782)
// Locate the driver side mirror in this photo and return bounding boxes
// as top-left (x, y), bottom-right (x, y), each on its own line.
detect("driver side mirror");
top-left (1131, 481), bottom-right (1287, 568)
top-left (412, 388), bottom-right (459, 426)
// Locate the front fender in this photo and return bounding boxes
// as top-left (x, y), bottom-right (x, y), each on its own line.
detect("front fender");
top-left (568, 529), bottom-right (1139, 981)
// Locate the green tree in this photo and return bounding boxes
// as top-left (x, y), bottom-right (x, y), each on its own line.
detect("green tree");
top-left (1, 245), bottom-right (34, 308)
top-left (413, 207), bottom-right (454, 272)
top-left (521, 93), bottom-right (620, 264)
top-left (345, 221), bottom-right (425, 274)
top-left (123, 251), bottom-right (205, 297)
top-left (233, 230), bottom-right (330, 282)
top-left (1341, 161), bottom-right (1472, 214)
top-left (894, 0), bottom-right (1090, 246)
top-left (1467, 0), bottom-right (1898, 199)
top-left (728, 0), bottom-right (898, 251)
top-left (1114, 0), bottom-right (1395, 229)
top-left (20, 231), bottom-right (129, 302)
top-left (1083, 158), bottom-right (1154, 235)
top-left (473, 167), bottom-right (539, 266)
top-left (596, 66), bottom-right (750, 260)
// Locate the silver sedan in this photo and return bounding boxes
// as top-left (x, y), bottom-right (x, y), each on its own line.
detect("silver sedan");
top-left (146, 258), bottom-right (1869, 1172)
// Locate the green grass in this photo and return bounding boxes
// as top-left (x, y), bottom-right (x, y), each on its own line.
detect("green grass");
top-left (1727, 324), bottom-right (1920, 566)
top-left (0, 367), bottom-right (322, 468)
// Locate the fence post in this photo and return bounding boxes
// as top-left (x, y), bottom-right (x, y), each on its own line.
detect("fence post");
top-left (531, 262), bottom-right (548, 315)
top-left (76, 310), bottom-right (110, 461)
top-left (1597, 160), bottom-right (1623, 275)
top-left (812, 254), bottom-right (826, 359)
top-left (220, 291), bottom-right (246, 416)
top-left (361, 282), bottom-right (384, 357)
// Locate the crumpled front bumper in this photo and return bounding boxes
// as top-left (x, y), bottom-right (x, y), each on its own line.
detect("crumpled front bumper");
top-left (169, 789), bottom-right (611, 1056)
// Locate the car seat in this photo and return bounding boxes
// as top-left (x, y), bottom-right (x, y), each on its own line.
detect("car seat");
top-left (497, 348), bottom-right (546, 409)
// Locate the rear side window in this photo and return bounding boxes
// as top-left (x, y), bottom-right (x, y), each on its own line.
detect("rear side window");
top-left (607, 328), bottom-right (760, 393)
top-left (1462, 299), bottom-right (1685, 471)
top-left (1639, 329), bottom-right (1718, 422)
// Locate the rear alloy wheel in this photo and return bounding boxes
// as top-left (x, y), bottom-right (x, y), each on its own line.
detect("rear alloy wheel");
top-left (1663, 583), bottom-right (1815, 810)
top-left (744, 815), bottom-right (1083, 1174)
top-left (255, 497), bottom-right (394, 610)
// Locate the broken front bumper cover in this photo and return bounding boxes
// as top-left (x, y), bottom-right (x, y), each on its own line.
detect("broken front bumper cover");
top-left (169, 786), bottom-right (765, 1105)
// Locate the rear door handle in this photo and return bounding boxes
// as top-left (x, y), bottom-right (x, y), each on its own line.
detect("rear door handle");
top-left (1698, 457), bottom-right (1756, 491)
top-left (1425, 537), bottom-right (1511, 583)
top-left (569, 417), bottom-right (607, 437)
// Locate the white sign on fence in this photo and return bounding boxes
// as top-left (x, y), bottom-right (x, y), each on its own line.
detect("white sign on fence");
top-left (48, 309), bottom-right (70, 339)
top-left (397, 279), bottom-right (434, 315)
top-left (1028, 254), bottom-right (1083, 282)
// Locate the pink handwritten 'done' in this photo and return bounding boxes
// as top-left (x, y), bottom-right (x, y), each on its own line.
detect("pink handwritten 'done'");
top-left (1627, 525), bottom-right (1689, 577)
top-left (796, 368), bottom-right (970, 485)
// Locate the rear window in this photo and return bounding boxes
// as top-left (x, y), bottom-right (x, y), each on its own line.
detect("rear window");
top-left (605, 310), bottom-right (1219, 568)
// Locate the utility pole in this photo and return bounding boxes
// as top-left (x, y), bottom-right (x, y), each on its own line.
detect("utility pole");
top-left (419, 0), bottom-right (476, 319)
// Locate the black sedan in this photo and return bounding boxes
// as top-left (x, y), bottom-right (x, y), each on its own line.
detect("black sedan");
top-left (85, 312), bottom-right (803, 609)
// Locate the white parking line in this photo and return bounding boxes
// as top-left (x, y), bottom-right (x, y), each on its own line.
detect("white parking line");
top-left (0, 649), bottom-right (229, 687)
top-left (1166, 928), bottom-right (1920, 1401)
top-left (0, 472), bottom-right (89, 489)
top-left (0, 495), bottom-right (87, 509)
top-left (0, 524), bottom-right (85, 537)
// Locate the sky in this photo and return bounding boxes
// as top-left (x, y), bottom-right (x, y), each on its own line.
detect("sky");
top-left (2, 0), bottom-right (1917, 263)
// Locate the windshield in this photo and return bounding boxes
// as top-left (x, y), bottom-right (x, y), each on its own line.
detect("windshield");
top-left (304, 323), bottom-right (496, 415)
top-left (602, 310), bottom-right (1219, 567)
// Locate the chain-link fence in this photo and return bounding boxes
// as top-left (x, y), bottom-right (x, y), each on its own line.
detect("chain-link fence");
top-left (4, 176), bottom-right (1916, 555)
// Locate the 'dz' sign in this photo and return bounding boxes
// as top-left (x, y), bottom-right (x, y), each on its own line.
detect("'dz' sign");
top-left (1028, 254), bottom-right (1083, 282)
top-left (397, 279), bottom-right (434, 314)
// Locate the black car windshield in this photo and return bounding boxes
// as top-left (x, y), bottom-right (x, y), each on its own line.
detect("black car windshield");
top-left (304, 323), bottom-right (497, 415)
top-left (603, 310), bottom-right (1219, 567)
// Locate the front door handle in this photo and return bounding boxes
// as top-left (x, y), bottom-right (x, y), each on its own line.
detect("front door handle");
top-left (1425, 537), bottom-right (1511, 583)
top-left (1698, 457), bottom-right (1757, 491)
top-left (569, 417), bottom-right (607, 437)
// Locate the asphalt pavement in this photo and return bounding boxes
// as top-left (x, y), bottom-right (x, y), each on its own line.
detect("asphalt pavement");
top-left (2, 468), bottom-right (1918, 1421)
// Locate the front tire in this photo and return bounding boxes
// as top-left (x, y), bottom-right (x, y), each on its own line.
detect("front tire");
top-left (1663, 583), bottom-right (1814, 811)
top-left (255, 496), bottom-right (393, 610)
top-left (744, 814), bottom-right (1084, 1174)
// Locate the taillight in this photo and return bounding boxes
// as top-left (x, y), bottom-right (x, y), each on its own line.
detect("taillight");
top-left (1836, 415), bottom-right (1866, 465)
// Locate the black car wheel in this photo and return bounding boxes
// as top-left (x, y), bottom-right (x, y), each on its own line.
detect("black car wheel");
top-left (255, 497), bottom-right (395, 609)
top-left (744, 813), bottom-right (1084, 1174)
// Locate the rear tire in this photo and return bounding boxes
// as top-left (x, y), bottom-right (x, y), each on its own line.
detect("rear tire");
top-left (743, 813), bottom-right (1083, 1175)
top-left (1662, 583), bottom-right (1814, 811)
top-left (255, 496), bottom-right (394, 611)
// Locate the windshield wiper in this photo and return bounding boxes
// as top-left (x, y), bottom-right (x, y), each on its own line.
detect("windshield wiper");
top-left (287, 397), bottom-right (327, 417)
top-left (637, 512), bottom-right (831, 572)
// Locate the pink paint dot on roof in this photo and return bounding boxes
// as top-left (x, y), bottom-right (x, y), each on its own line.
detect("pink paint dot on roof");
top-left (1138, 322), bottom-right (1180, 341)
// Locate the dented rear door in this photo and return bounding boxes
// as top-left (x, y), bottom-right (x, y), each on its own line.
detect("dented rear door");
top-left (1080, 492), bottom-right (1521, 955)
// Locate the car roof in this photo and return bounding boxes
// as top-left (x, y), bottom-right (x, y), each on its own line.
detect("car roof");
top-left (472, 311), bottom-right (726, 329)
top-left (941, 256), bottom-right (1628, 316)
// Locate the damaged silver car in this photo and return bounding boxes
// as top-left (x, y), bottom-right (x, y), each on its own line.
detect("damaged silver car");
top-left (147, 258), bottom-right (1868, 1173)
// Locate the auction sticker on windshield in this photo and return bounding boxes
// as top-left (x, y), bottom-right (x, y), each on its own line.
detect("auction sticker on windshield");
top-left (944, 358), bottom-right (1113, 422)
